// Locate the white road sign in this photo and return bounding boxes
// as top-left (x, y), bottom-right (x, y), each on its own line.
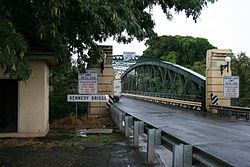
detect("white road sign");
top-left (78, 80), bottom-right (97, 94)
top-left (224, 76), bottom-right (240, 98)
top-left (78, 69), bottom-right (98, 94)
top-left (78, 70), bottom-right (98, 80)
top-left (67, 95), bottom-right (108, 102)
top-left (123, 51), bottom-right (136, 60)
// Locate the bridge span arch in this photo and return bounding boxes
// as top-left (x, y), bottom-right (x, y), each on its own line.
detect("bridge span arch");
top-left (121, 60), bottom-right (206, 111)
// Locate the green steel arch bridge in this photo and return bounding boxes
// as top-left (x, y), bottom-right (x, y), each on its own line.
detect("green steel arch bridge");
top-left (120, 60), bottom-right (206, 111)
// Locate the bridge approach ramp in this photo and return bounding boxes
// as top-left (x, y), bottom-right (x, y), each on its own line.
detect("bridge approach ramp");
top-left (115, 97), bottom-right (250, 167)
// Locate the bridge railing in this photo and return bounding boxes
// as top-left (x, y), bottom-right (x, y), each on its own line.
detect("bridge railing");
top-left (123, 90), bottom-right (202, 102)
top-left (210, 104), bottom-right (250, 120)
top-left (122, 93), bottom-right (202, 111)
top-left (231, 98), bottom-right (250, 108)
top-left (110, 104), bottom-right (233, 167)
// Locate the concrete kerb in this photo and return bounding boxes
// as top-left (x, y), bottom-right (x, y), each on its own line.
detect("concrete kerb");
top-left (122, 113), bottom-right (126, 131)
top-left (110, 106), bottom-right (115, 122)
top-left (133, 120), bottom-right (145, 148)
top-left (113, 107), bottom-right (118, 125)
top-left (147, 128), bottom-right (162, 163)
top-left (133, 121), bottom-right (140, 148)
top-left (125, 116), bottom-right (133, 137)
top-left (154, 129), bottom-right (162, 146)
top-left (147, 129), bottom-right (156, 163)
top-left (139, 121), bottom-right (144, 134)
top-left (118, 112), bottom-right (126, 132)
top-left (173, 144), bottom-right (192, 167)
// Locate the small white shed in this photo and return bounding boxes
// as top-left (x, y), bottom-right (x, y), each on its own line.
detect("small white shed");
top-left (0, 50), bottom-right (57, 137)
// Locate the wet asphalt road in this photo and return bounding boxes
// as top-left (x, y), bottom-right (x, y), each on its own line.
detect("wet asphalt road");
top-left (116, 97), bottom-right (250, 167)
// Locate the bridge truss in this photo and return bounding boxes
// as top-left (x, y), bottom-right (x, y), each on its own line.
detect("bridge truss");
top-left (121, 60), bottom-right (206, 111)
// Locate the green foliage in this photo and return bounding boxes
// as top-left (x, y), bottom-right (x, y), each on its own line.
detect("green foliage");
top-left (49, 61), bottom-right (87, 122)
top-left (190, 60), bottom-right (206, 76)
top-left (71, 134), bottom-right (126, 143)
top-left (160, 51), bottom-right (178, 63)
top-left (231, 52), bottom-right (250, 98)
top-left (0, 20), bottom-right (31, 80)
top-left (142, 35), bottom-right (215, 68)
top-left (0, 0), bottom-right (216, 79)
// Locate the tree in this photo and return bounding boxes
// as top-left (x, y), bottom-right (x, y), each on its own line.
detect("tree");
top-left (0, 0), bottom-right (216, 79)
top-left (142, 35), bottom-right (215, 69)
top-left (231, 52), bottom-right (250, 98)
top-left (190, 60), bottom-right (206, 76)
top-left (160, 51), bottom-right (178, 64)
top-left (49, 58), bottom-right (88, 121)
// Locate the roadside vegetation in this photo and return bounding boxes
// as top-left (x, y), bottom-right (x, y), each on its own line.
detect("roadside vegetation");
top-left (231, 53), bottom-right (250, 106)
top-left (141, 35), bottom-right (215, 76)
top-left (0, 0), bottom-right (216, 80)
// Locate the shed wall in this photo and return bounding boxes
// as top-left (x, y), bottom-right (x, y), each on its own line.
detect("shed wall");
top-left (19, 60), bottom-right (49, 133)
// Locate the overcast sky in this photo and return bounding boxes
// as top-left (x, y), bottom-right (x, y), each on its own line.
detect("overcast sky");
top-left (102, 0), bottom-right (250, 56)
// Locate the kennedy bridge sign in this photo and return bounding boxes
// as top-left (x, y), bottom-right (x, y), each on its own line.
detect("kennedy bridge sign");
top-left (67, 95), bottom-right (108, 102)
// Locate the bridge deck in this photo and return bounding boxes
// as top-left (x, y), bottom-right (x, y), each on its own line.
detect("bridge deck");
top-left (116, 97), bottom-right (250, 167)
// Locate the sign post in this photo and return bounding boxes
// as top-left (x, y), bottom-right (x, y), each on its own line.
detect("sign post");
top-left (75, 102), bottom-right (78, 119)
top-left (68, 95), bottom-right (108, 119)
top-left (73, 70), bottom-right (99, 118)
top-left (224, 76), bottom-right (240, 98)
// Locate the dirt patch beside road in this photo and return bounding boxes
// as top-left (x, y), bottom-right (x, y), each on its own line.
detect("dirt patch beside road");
top-left (0, 115), bottom-right (160, 167)
top-left (50, 114), bottom-right (115, 129)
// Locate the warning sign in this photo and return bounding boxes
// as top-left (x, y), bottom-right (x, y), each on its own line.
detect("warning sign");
top-left (78, 70), bottom-right (98, 94)
top-left (78, 70), bottom-right (98, 80)
top-left (224, 76), bottom-right (240, 98)
top-left (78, 80), bottom-right (97, 94)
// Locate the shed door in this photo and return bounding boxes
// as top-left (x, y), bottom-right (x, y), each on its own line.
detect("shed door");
top-left (0, 79), bottom-right (18, 132)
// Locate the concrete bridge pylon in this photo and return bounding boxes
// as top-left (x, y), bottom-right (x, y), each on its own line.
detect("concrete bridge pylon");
top-left (88, 45), bottom-right (114, 116)
top-left (206, 49), bottom-right (232, 112)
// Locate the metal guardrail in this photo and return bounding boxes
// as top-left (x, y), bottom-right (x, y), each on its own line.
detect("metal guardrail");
top-left (210, 104), bottom-right (250, 120)
top-left (122, 93), bottom-right (202, 111)
top-left (110, 104), bottom-right (233, 167)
